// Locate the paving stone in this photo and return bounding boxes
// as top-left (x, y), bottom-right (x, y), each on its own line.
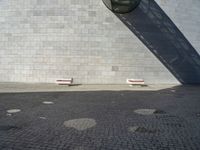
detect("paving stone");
top-left (64, 118), bottom-right (96, 131)
top-left (128, 126), bottom-right (139, 132)
top-left (39, 117), bottom-right (47, 120)
top-left (134, 109), bottom-right (157, 115)
top-left (43, 101), bottom-right (54, 105)
top-left (6, 109), bottom-right (21, 113)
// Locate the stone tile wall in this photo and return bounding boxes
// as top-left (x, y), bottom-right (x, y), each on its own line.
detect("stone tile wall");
top-left (0, 0), bottom-right (199, 84)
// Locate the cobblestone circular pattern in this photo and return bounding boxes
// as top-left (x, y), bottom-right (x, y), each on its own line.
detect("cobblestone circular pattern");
top-left (128, 126), bottom-right (139, 132)
top-left (129, 126), bottom-right (157, 134)
top-left (64, 118), bottom-right (96, 131)
top-left (6, 109), bottom-right (21, 114)
top-left (39, 117), bottom-right (47, 120)
top-left (74, 146), bottom-right (85, 150)
top-left (134, 109), bottom-right (157, 115)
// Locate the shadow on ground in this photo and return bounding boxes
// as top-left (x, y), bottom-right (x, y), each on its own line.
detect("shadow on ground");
top-left (115, 0), bottom-right (200, 84)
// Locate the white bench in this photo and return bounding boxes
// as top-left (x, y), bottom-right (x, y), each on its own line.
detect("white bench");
top-left (56, 78), bottom-right (73, 85)
top-left (126, 79), bottom-right (145, 86)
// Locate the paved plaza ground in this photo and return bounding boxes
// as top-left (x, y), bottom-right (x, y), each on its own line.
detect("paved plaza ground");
top-left (0, 84), bottom-right (200, 150)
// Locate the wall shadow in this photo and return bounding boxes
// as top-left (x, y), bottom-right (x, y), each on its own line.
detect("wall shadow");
top-left (115, 0), bottom-right (200, 84)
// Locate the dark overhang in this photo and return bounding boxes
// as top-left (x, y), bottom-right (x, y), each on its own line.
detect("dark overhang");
top-left (102, 0), bottom-right (141, 13)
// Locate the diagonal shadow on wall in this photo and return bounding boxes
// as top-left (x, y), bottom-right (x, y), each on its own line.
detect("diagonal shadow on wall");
top-left (115, 0), bottom-right (200, 84)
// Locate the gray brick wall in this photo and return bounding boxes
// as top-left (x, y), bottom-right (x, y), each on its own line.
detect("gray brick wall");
top-left (0, 0), bottom-right (199, 84)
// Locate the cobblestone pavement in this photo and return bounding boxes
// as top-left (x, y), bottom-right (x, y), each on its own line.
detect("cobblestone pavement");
top-left (0, 85), bottom-right (200, 150)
